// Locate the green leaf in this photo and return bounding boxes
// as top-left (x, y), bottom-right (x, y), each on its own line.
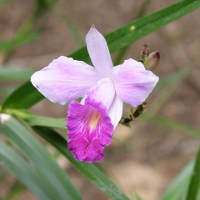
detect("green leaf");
top-left (0, 87), bottom-right (14, 97)
top-left (131, 190), bottom-right (145, 200)
top-left (0, 32), bottom-right (40, 51)
top-left (3, 180), bottom-right (26, 200)
top-left (1, 81), bottom-right (44, 110)
top-left (160, 161), bottom-right (194, 200)
top-left (185, 146), bottom-right (200, 200)
top-left (0, 116), bottom-right (83, 200)
top-left (0, 139), bottom-right (63, 200)
top-left (27, 115), bottom-right (67, 129)
top-left (2, 0), bottom-right (200, 111)
top-left (154, 67), bottom-right (190, 90)
top-left (71, 0), bottom-right (200, 62)
top-left (53, 5), bottom-right (84, 47)
top-left (0, 67), bottom-right (34, 80)
top-left (33, 126), bottom-right (130, 200)
top-left (5, 109), bottom-right (67, 130)
top-left (139, 114), bottom-right (200, 138)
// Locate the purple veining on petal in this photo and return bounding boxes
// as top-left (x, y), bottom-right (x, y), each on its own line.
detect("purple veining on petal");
top-left (31, 56), bottom-right (102, 105)
top-left (110, 58), bottom-right (159, 107)
top-left (66, 99), bottom-right (114, 163)
top-left (67, 138), bottom-right (105, 162)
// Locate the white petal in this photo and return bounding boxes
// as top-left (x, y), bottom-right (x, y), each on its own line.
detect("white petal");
top-left (86, 25), bottom-right (113, 76)
top-left (31, 56), bottom-right (102, 105)
top-left (86, 77), bottom-right (115, 109)
top-left (108, 95), bottom-right (123, 129)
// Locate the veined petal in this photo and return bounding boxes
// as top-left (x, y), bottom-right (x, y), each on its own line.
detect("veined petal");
top-left (108, 95), bottom-right (123, 129)
top-left (68, 138), bottom-right (105, 163)
top-left (110, 59), bottom-right (159, 107)
top-left (86, 77), bottom-right (115, 109)
top-left (66, 98), bottom-right (114, 163)
top-left (86, 25), bottom-right (113, 76)
top-left (31, 56), bottom-right (102, 105)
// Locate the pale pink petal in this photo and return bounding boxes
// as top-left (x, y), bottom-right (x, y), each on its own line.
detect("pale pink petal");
top-left (31, 56), bottom-right (102, 105)
top-left (110, 59), bottom-right (159, 107)
top-left (86, 26), bottom-right (113, 76)
top-left (86, 77), bottom-right (115, 109)
top-left (108, 95), bottom-right (123, 129)
top-left (66, 98), bottom-right (114, 163)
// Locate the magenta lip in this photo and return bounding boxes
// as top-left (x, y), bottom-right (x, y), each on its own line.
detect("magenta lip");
top-left (66, 98), bottom-right (114, 162)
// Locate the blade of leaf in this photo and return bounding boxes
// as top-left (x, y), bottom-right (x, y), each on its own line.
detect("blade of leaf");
top-left (140, 114), bottom-right (200, 137)
top-left (0, 67), bottom-right (34, 80)
top-left (0, 139), bottom-right (63, 200)
top-left (0, 87), bottom-right (15, 97)
top-left (0, 116), bottom-right (84, 200)
top-left (154, 67), bottom-right (190, 90)
top-left (71, 0), bottom-right (200, 62)
top-left (139, 114), bottom-right (200, 138)
top-left (27, 115), bottom-right (67, 130)
top-left (4, 180), bottom-right (26, 200)
top-left (1, 81), bottom-right (44, 110)
top-left (114, 0), bottom-right (152, 66)
top-left (5, 109), bottom-right (67, 130)
top-left (2, 0), bottom-right (200, 110)
top-left (0, 32), bottom-right (40, 51)
top-left (33, 126), bottom-right (130, 200)
top-left (160, 161), bottom-right (194, 200)
top-left (53, 5), bottom-right (84, 47)
top-left (130, 190), bottom-right (145, 200)
top-left (185, 146), bottom-right (200, 200)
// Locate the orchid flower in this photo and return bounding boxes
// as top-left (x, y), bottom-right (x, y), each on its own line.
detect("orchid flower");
top-left (31, 25), bottom-right (159, 163)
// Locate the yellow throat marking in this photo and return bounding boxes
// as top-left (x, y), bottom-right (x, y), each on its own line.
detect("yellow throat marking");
top-left (89, 111), bottom-right (102, 131)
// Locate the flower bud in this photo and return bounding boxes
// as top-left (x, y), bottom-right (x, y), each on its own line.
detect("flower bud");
top-left (140, 44), bottom-right (149, 63)
top-left (144, 50), bottom-right (160, 71)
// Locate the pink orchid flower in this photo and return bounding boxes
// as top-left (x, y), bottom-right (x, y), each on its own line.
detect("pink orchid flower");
top-left (31, 25), bottom-right (159, 163)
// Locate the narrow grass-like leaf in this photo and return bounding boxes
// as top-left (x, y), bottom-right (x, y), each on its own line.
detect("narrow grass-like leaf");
top-left (53, 5), bottom-right (84, 47)
top-left (1, 81), bottom-right (43, 110)
top-left (0, 33), bottom-right (40, 51)
top-left (4, 180), bottom-right (26, 200)
top-left (185, 147), bottom-right (200, 200)
top-left (2, 0), bottom-right (200, 111)
top-left (5, 109), bottom-right (67, 130)
top-left (0, 67), bottom-right (34, 80)
top-left (27, 115), bottom-right (67, 129)
top-left (114, 0), bottom-right (152, 66)
top-left (0, 87), bottom-right (15, 97)
top-left (0, 116), bottom-right (83, 200)
top-left (0, 170), bottom-right (8, 185)
top-left (33, 126), bottom-right (130, 200)
top-left (139, 114), bottom-right (200, 138)
top-left (154, 67), bottom-right (190, 90)
top-left (70, 0), bottom-right (200, 62)
top-left (130, 190), bottom-right (145, 200)
top-left (0, 139), bottom-right (63, 200)
top-left (160, 161), bottom-right (194, 200)
top-left (2, 0), bottom-right (53, 61)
